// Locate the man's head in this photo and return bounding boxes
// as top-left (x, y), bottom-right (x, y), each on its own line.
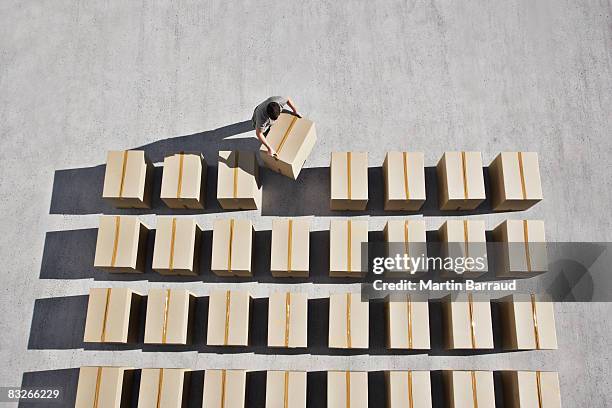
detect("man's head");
top-left (266, 102), bottom-right (281, 120)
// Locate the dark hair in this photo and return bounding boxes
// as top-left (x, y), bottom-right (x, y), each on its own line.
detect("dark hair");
top-left (266, 102), bottom-right (281, 120)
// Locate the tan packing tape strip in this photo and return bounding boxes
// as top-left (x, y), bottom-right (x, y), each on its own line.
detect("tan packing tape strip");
top-left (284, 292), bottom-right (291, 347)
top-left (406, 295), bottom-right (413, 349)
top-left (346, 293), bottom-right (352, 348)
top-left (224, 290), bottom-right (231, 346)
top-left (463, 220), bottom-right (471, 266)
top-left (176, 153), bottom-right (185, 199)
top-left (93, 367), bottom-right (103, 408)
top-left (470, 371), bottom-right (479, 408)
top-left (531, 294), bottom-right (541, 349)
top-left (100, 288), bottom-right (112, 342)
top-left (461, 151), bottom-right (469, 200)
top-left (283, 371), bottom-right (290, 408)
top-left (347, 220), bottom-right (352, 273)
top-left (407, 371), bottom-right (413, 408)
top-left (156, 368), bottom-right (164, 408)
top-left (536, 371), bottom-right (543, 408)
top-left (169, 218), bottom-right (177, 271)
top-left (404, 221), bottom-right (410, 267)
top-left (220, 369), bottom-right (227, 408)
top-left (276, 116), bottom-right (298, 158)
top-left (118, 150), bottom-right (129, 198)
top-left (523, 220), bottom-right (532, 272)
top-left (347, 152), bottom-right (352, 199)
top-left (345, 371), bottom-right (351, 408)
top-left (110, 216), bottom-right (121, 267)
top-left (468, 293), bottom-right (477, 349)
top-left (161, 289), bottom-right (171, 344)
top-left (518, 152), bottom-right (527, 200)
top-left (287, 220), bottom-right (293, 273)
top-left (227, 219), bottom-right (235, 274)
top-left (403, 152), bottom-right (410, 200)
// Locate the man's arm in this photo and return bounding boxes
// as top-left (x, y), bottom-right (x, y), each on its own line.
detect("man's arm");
top-left (286, 98), bottom-right (301, 117)
top-left (256, 128), bottom-right (276, 156)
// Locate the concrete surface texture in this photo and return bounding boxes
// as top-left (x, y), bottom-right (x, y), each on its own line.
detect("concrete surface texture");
top-left (0, 0), bottom-right (611, 406)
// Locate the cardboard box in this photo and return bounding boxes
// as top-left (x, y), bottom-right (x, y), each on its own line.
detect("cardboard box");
top-left (330, 152), bottom-right (368, 210)
top-left (327, 371), bottom-right (368, 408)
top-left (329, 293), bottom-right (369, 349)
top-left (492, 220), bottom-right (547, 278)
top-left (207, 290), bottom-right (251, 346)
top-left (138, 368), bottom-right (191, 408)
top-left (144, 289), bottom-right (195, 345)
top-left (489, 152), bottom-right (543, 211)
top-left (160, 153), bottom-right (207, 209)
top-left (102, 150), bottom-right (153, 208)
top-left (270, 218), bottom-right (310, 278)
top-left (93, 215), bottom-right (149, 273)
top-left (202, 370), bottom-right (246, 408)
top-left (442, 294), bottom-right (494, 349)
top-left (501, 371), bottom-right (561, 408)
top-left (444, 371), bottom-right (495, 408)
top-left (152, 217), bottom-right (202, 276)
top-left (260, 113), bottom-right (317, 179)
top-left (383, 152), bottom-right (426, 211)
top-left (498, 294), bottom-right (557, 350)
top-left (75, 366), bottom-right (134, 408)
top-left (217, 150), bottom-right (261, 210)
top-left (329, 219), bottom-right (368, 278)
top-left (437, 152), bottom-right (486, 210)
top-left (265, 371), bottom-right (307, 408)
top-left (268, 292), bottom-right (308, 348)
top-left (438, 220), bottom-right (488, 278)
top-left (386, 297), bottom-right (430, 349)
top-left (210, 218), bottom-right (253, 277)
top-left (83, 288), bottom-right (142, 343)
top-left (386, 371), bottom-right (432, 408)
top-left (383, 220), bottom-right (428, 275)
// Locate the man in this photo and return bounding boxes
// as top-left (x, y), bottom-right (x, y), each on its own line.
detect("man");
top-left (252, 96), bottom-right (300, 156)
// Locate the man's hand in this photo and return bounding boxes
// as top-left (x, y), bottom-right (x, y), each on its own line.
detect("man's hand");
top-left (267, 147), bottom-right (277, 157)
top-left (287, 98), bottom-right (301, 118)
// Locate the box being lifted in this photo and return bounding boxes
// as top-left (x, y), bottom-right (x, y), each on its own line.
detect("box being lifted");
top-left (437, 151), bottom-right (485, 210)
top-left (383, 151), bottom-right (426, 211)
top-left (160, 152), bottom-right (207, 209)
top-left (260, 113), bottom-right (317, 180)
top-left (330, 151), bottom-right (368, 210)
top-left (489, 152), bottom-right (543, 211)
top-left (217, 150), bottom-right (261, 210)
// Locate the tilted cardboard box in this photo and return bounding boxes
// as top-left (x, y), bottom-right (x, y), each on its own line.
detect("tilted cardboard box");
top-left (138, 368), bottom-right (191, 408)
top-left (383, 152), bottom-right (426, 211)
top-left (437, 152), bottom-right (486, 210)
top-left (206, 290), bottom-right (251, 346)
top-left (501, 371), bottom-right (561, 408)
top-left (210, 218), bottom-right (253, 276)
top-left (444, 371), bottom-right (495, 408)
top-left (386, 297), bottom-right (430, 349)
top-left (268, 292), bottom-right (308, 348)
top-left (270, 218), bottom-right (310, 277)
top-left (202, 370), bottom-right (247, 408)
top-left (93, 215), bottom-right (149, 273)
top-left (327, 371), bottom-right (368, 408)
top-left (144, 289), bottom-right (195, 345)
top-left (386, 371), bottom-right (432, 408)
top-left (329, 219), bottom-right (368, 278)
top-left (498, 294), bottom-right (557, 350)
top-left (442, 294), bottom-right (494, 349)
top-left (439, 220), bottom-right (488, 278)
top-left (260, 113), bottom-right (317, 180)
top-left (489, 152), bottom-right (543, 211)
top-left (75, 366), bottom-right (134, 408)
top-left (217, 150), bottom-right (262, 210)
top-left (83, 288), bottom-right (142, 343)
top-left (265, 371), bottom-right (307, 408)
top-left (152, 217), bottom-right (202, 276)
top-left (102, 150), bottom-right (153, 208)
top-left (330, 152), bottom-right (368, 210)
top-left (160, 153), bottom-right (207, 209)
top-left (384, 219), bottom-right (428, 275)
top-left (492, 220), bottom-right (547, 278)
top-left (329, 293), bottom-right (369, 349)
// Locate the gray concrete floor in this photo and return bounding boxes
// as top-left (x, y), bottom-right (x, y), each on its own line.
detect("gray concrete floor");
top-left (1, 0), bottom-right (611, 406)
